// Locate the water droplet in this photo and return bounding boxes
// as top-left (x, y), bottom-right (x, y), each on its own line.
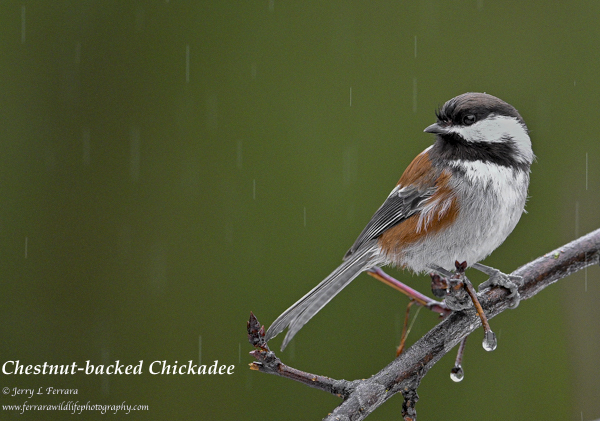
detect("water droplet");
top-left (482, 330), bottom-right (497, 351)
top-left (450, 365), bottom-right (464, 382)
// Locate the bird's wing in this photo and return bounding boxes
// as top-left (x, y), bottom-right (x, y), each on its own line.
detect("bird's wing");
top-left (343, 185), bottom-right (434, 260)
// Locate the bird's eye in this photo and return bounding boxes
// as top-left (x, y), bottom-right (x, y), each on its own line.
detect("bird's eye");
top-left (462, 114), bottom-right (476, 126)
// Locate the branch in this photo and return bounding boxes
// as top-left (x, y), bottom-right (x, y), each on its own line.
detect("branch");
top-left (248, 228), bottom-right (600, 420)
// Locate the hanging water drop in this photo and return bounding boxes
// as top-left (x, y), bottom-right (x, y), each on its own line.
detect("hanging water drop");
top-left (450, 365), bottom-right (464, 382)
top-left (482, 330), bottom-right (497, 351)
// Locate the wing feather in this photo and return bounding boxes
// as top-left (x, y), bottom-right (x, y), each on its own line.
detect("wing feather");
top-left (343, 186), bottom-right (435, 259)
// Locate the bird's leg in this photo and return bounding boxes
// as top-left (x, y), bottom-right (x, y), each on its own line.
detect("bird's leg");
top-left (472, 262), bottom-right (522, 309)
top-left (367, 267), bottom-right (451, 317)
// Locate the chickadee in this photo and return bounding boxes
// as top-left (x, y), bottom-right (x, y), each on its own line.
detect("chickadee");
top-left (266, 92), bottom-right (534, 350)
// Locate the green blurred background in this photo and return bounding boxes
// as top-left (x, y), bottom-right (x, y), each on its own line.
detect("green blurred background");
top-left (1, 1), bottom-right (599, 420)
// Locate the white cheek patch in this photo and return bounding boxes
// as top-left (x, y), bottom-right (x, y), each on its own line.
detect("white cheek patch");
top-left (449, 115), bottom-right (534, 164)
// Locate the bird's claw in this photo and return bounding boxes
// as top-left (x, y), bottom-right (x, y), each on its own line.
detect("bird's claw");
top-left (428, 266), bottom-right (472, 311)
top-left (478, 272), bottom-right (522, 309)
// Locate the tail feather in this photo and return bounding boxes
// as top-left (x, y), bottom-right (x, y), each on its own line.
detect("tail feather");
top-left (265, 242), bottom-right (378, 350)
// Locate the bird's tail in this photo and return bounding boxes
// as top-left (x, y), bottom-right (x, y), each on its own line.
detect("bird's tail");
top-left (265, 242), bottom-right (378, 350)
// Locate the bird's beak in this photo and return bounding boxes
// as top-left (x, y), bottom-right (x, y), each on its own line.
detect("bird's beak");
top-left (423, 122), bottom-right (449, 135)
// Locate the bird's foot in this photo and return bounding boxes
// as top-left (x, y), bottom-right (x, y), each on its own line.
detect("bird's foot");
top-left (428, 264), bottom-right (472, 311)
top-left (472, 263), bottom-right (522, 309)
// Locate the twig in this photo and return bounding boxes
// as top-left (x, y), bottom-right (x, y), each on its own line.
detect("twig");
top-left (248, 228), bottom-right (600, 420)
top-left (396, 300), bottom-right (417, 357)
top-left (247, 312), bottom-right (359, 398)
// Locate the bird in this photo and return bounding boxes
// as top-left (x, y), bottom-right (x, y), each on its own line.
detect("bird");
top-left (265, 92), bottom-right (534, 351)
